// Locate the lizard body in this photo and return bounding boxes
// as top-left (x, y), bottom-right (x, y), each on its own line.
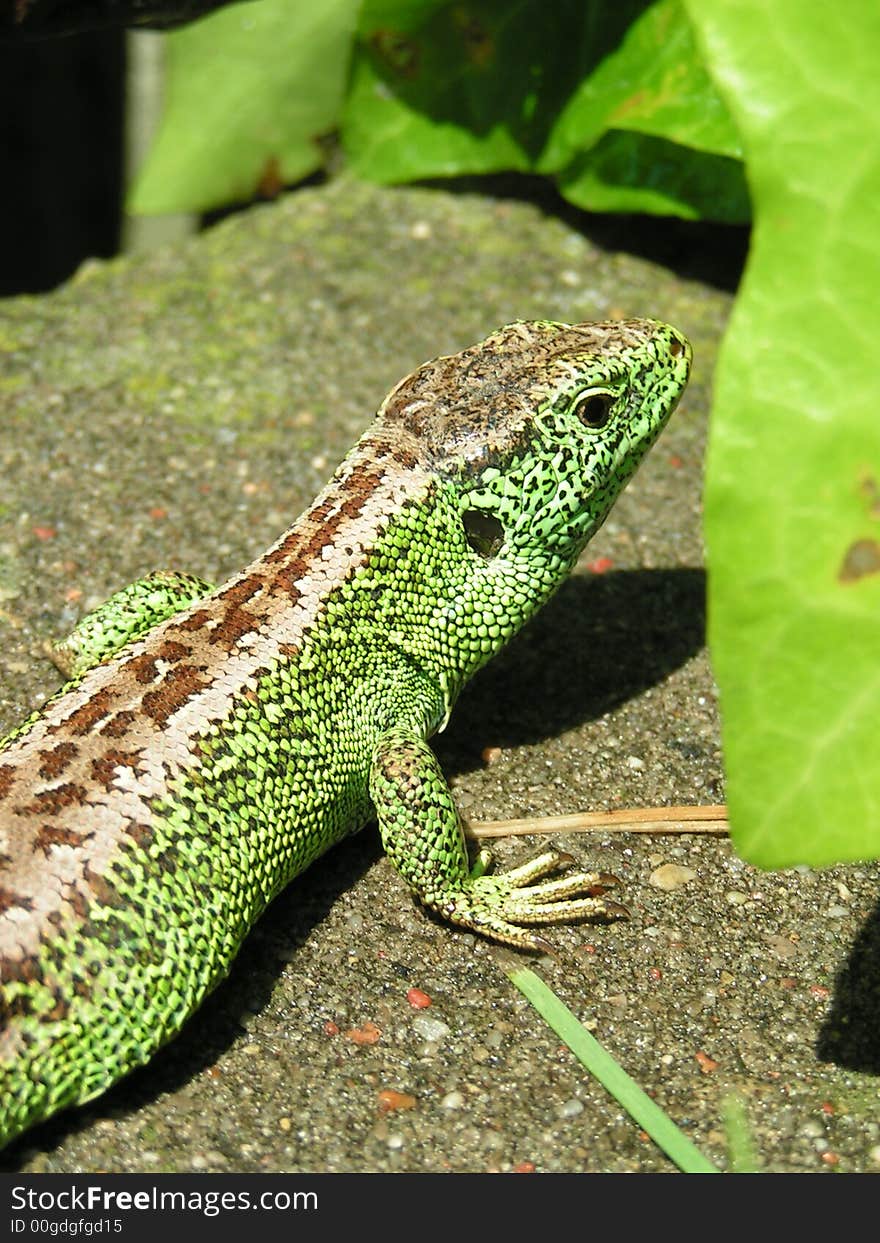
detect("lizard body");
top-left (0, 319), bottom-right (690, 1148)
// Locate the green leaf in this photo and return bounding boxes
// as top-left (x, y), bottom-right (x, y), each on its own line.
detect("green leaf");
top-left (546, 0), bottom-right (747, 220)
top-left (129, 0), bottom-right (360, 215)
top-left (507, 966), bottom-right (719, 1173)
top-left (342, 0), bottom-right (648, 181)
top-left (557, 129), bottom-right (749, 222)
top-left (689, 0), bottom-right (880, 867)
top-left (344, 0), bottom-right (745, 221)
top-left (541, 0), bottom-right (742, 168)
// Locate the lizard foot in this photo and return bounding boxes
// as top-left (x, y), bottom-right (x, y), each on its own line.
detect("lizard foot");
top-left (436, 848), bottom-right (629, 950)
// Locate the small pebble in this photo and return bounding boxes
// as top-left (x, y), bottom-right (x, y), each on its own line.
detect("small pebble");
top-left (412, 1014), bottom-right (451, 1042)
top-left (344, 1021), bottom-right (382, 1045)
top-left (378, 1090), bottom-right (416, 1114)
top-left (558, 1098), bottom-right (585, 1119)
top-left (649, 863), bottom-right (697, 891)
top-left (725, 890), bottom-right (750, 906)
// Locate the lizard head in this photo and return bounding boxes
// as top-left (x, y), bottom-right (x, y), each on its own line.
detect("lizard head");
top-left (378, 319), bottom-right (691, 579)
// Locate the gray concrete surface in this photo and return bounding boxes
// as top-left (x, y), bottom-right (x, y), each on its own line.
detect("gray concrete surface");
top-left (1, 178), bottom-right (878, 1173)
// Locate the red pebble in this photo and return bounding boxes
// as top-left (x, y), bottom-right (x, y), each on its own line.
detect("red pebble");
top-left (377, 1089), bottom-right (416, 1114)
top-left (344, 1021), bottom-right (381, 1046)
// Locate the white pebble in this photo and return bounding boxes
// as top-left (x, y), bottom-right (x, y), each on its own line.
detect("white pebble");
top-left (412, 1015), bottom-right (451, 1042)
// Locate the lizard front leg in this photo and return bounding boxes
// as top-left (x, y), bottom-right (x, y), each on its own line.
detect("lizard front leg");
top-left (369, 726), bottom-right (627, 950)
top-left (47, 570), bottom-right (214, 678)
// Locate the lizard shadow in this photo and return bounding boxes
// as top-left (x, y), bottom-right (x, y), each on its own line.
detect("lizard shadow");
top-left (815, 898), bottom-right (880, 1074)
top-left (438, 565), bottom-right (707, 772)
top-left (3, 566), bottom-right (705, 1164)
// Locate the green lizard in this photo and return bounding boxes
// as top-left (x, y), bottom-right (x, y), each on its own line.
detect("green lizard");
top-left (0, 318), bottom-right (690, 1150)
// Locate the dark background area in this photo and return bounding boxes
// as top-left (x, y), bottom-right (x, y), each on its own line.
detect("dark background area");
top-left (0, 31), bottom-right (125, 295)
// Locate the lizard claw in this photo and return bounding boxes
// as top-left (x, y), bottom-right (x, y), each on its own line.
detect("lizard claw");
top-left (434, 848), bottom-right (630, 949)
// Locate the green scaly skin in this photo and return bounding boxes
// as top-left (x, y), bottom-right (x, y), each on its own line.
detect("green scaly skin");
top-left (0, 319), bottom-right (691, 1149)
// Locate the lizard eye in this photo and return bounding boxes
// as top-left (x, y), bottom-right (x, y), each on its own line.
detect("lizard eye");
top-left (573, 392), bottom-right (614, 429)
top-left (463, 510), bottom-right (504, 559)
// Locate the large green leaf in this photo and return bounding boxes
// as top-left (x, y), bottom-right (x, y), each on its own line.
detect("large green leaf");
top-left (546, 0), bottom-right (747, 221)
top-left (690, 1), bottom-right (880, 866)
top-left (129, 0), bottom-right (360, 215)
top-left (541, 0), bottom-right (742, 167)
top-left (342, 0), bottom-right (643, 180)
top-left (342, 0), bottom-right (744, 221)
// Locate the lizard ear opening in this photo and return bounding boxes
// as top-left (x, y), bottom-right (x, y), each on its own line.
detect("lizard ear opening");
top-left (462, 509), bottom-right (504, 559)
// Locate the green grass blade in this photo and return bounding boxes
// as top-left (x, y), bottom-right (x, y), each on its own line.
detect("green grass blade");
top-left (722, 1093), bottom-right (761, 1172)
top-left (507, 965), bottom-right (719, 1173)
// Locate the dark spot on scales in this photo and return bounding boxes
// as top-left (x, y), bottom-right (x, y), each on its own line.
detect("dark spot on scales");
top-left (175, 608), bottom-right (213, 632)
top-left (217, 574), bottom-right (264, 608)
top-left (0, 991), bottom-right (35, 1023)
top-left (127, 653), bottom-right (163, 685)
top-left (45, 994), bottom-right (71, 1021)
top-left (142, 664), bottom-right (211, 728)
top-left (0, 886), bottom-right (33, 915)
top-left (12, 955), bottom-right (43, 985)
top-left (67, 888), bottom-right (89, 921)
top-left (83, 864), bottom-right (126, 909)
top-left (37, 742), bottom-right (80, 781)
top-left (209, 607), bottom-right (261, 650)
top-left (90, 749), bottom-right (142, 790)
top-left (16, 783), bottom-right (89, 817)
top-left (124, 821), bottom-right (154, 848)
top-left (157, 639), bottom-right (193, 661)
top-left (268, 561), bottom-right (303, 599)
top-left (33, 823), bottom-right (90, 857)
top-left (266, 464), bottom-right (388, 595)
top-left (205, 574), bottom-right (268, 649)
top-left (0, 765), bottom-right (16, 801)
top-left (128, 637), bottom-right (197, 686)
top-left (100, 710), bottom-right (137, 738)
top-left (53, 690), bottom-right (115, 735)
